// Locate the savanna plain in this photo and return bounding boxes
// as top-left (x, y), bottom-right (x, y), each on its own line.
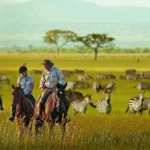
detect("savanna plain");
top-left (0, 53), bottom-right (150, 150)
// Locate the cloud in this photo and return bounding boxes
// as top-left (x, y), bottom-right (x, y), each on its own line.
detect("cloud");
top-left (0, 0), bottom-right (32, 4)
top-left (83, 0), bottom-right (150, 8)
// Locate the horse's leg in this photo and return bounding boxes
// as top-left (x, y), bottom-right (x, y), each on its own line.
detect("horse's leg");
top-left (48, 118), bottom-right (55, 137)
top-left (18, 117), bottom-right (25, 137)
top-left (34, 120), bottom-right (44, 136)
top-left (60, 114), bottom-right (66, 140)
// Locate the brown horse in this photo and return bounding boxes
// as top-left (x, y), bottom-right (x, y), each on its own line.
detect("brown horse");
top-left (0, 94), bottom-right (4, 110)
top-left (12, 85), bottom-right (34, 134)
top-left (34, 83), bottom-right (70, 138)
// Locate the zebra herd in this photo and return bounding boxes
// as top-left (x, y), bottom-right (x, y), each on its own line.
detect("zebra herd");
top-left (66, 81), bottom-right (150, 115)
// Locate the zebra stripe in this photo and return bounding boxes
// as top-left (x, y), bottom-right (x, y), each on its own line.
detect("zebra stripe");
top-left (72, 94), bottom-right (92, 114)
top-left (96, 92), bottom-right (112, 114)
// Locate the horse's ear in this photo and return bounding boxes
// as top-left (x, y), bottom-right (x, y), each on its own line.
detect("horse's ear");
top-left (56, 83), bottom-right (60, 88)
top-left (12, 84), bottom-right (15, 89)
top-left (64, 82), bottom-right (67, 89)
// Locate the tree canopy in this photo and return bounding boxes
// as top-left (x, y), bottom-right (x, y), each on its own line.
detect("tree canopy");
top-left (77, 33), bottom-right (115, 60)
top-left (43, 29), bottom-right (77, 55)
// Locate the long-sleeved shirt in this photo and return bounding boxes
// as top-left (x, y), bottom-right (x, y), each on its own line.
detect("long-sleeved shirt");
top-left (39, 67), bottom-right (66, 88)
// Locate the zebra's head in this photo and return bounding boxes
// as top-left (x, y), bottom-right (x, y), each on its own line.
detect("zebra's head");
top-left (84, 94), bottom-right (92, 104)
top-left (84, 94), bottom-right (96, 108)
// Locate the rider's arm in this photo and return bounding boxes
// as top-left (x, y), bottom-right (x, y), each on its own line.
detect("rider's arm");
top-left (39, 72), bottom-right (46, 92)
top-left (57, 69), bottom-right (66, 85)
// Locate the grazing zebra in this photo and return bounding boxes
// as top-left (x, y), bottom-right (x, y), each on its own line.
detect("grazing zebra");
top-left (125, 92), bottom-right (145, 114)
top-left (72, 94), bottom-right (96, 114)
top-left (96, 91), bottom-right (112, 114)
top-left (78, 73), bottom-right (93, 81)
top-left (133, 82), bottom-right (150, 91)
top-left (74, 69), bottom-right (84, 74)
top-left (97, 74), bottom-right (116, 80)
top-left (32, 70), bottom-right (43, 74)
top-left (65, 81), bottom-right (76, 91)
top-left (92, 81), bottom-right (102, 93)
top-left (125, 69), bottom-right (136, 75)
top-left (65, 90), bottom-right (84, 102)
top-left (0, 75), bottom-right (10, 84)
top-left (102, 82), bottom-right (116, 93)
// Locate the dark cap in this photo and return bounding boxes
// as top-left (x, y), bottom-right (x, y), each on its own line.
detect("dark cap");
top-left (42, 59), bottom-right (54, 67)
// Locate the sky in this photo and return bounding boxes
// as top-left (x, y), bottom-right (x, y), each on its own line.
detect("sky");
top-left (0, 0), bottom-right (32, 4)
top-left (0, 0), bottom-right (150, 8)
top-left (83, 0), bottom-right (150, 7)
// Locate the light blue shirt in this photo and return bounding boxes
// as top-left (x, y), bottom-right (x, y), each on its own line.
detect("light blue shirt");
top-left (17, 75), bottom-right (34, 95)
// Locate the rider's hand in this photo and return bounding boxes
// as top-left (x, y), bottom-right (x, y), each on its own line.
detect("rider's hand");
top-left (41, 88), bottom-right (45, 92)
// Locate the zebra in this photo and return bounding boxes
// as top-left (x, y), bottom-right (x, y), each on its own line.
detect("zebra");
top-left (65, 81), bottom-right (76, 91)
top-left (125, 92), bottom-right (145, 114)
top-left (125, 69), bottom-right (136, 75)
top-left (102, 82), bottom-right (116, 93)
top-left (96, 90), bottom-right (112, 114)
top-left (92, 81), bottom-right (102, 93)
top-left (32, 70), bottom-right (43, 75)
top-left (72, 94), bottom-right (96, 114)
top-left (78, 73), bottom-right (93, 81)
top-left (97, 74), bottom-right (116, 80)
top-left (133, 82), bottom-right (150, 91)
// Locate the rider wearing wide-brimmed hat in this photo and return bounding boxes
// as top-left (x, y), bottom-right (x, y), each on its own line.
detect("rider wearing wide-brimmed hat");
top-left (35, 59), bottom-right (68, 122)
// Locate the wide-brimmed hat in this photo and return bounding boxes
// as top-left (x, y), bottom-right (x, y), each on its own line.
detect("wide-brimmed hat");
top-left (41, 59), bottom-right (54, 67)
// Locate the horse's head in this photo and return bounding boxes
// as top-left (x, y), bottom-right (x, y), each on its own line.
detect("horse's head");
top-left (12, 84), bottom-right (24, 106)
top-left (56, 82), bottom-right (67, 99)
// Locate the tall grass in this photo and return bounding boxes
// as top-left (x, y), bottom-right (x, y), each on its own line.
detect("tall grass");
top-left (0, 53), bottom-right (150, 149)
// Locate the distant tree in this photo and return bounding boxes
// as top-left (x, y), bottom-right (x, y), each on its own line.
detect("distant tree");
top-left (28, 44), bottom-right (34, 49)
top-left (77, 33), bottom-right (115, 60)
top-left (43, 29), bottom-right (77, 55)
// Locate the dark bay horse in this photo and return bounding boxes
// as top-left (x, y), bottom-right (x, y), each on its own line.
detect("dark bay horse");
top-left (12, 85), bottom-right (34, 134)
top-left (34, 83), bottom-right (70, 138)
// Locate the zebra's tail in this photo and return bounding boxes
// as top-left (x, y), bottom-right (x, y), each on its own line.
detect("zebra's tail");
top-left (89, 102), bottom-right (96, 108)
top-left (125, 106), bottom-right (129, 113)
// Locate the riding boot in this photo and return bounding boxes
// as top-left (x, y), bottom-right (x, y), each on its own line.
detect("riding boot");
top-left (9, 106), bottom-right (16, 122)
top-left (35, 103), bottom-right (44, 123)
top-left (0, 106), bottom-right (4, 110)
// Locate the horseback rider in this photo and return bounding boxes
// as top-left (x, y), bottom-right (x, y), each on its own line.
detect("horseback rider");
top-left (9, 66), bottom-right (35, 122)
top-left (35, 59), bottom-right (68, 122)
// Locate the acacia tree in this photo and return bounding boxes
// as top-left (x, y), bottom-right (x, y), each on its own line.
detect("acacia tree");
top-left (78, 33), bottom-right (115, 60)
top-left (43, 29), bottom-right (77, 55)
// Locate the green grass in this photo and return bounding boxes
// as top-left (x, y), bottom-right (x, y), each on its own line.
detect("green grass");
top-left (1, 53), bottom-right (150, 149)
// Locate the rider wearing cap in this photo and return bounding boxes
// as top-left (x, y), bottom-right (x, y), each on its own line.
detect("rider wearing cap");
top-left (9, 66), bottom-right (35, 122)
top-left (35, 59), bottom-right (67, 122)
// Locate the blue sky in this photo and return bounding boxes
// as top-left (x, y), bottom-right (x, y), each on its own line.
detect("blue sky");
top-left (1, 0), bottom-right (150, 7)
